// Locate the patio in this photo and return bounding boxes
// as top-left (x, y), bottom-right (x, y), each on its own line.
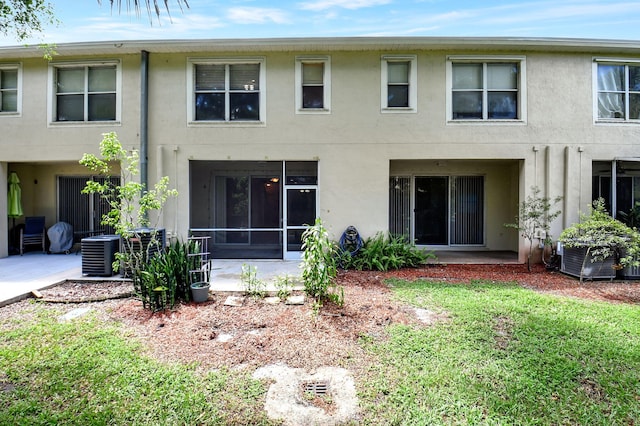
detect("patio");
top-left (0, 249), bottom-right (519, 307)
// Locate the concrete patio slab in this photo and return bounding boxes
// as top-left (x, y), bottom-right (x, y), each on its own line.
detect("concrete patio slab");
top-left (0, 250), bottom-right (518, 307)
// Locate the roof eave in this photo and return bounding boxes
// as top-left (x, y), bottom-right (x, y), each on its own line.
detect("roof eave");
top-left (2, 36), bottom-right (640, 59)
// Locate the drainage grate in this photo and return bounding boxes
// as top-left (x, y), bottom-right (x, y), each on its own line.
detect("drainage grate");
top-left (302, 381), bottom-right (329, 396)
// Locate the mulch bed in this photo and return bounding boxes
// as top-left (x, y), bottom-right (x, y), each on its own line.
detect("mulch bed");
top-left (4, 263), bottom-right (639, 373)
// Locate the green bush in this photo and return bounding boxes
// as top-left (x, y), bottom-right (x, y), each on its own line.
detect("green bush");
top-left (339, 232), bottom-right (433, 271)
top-left (559, 198), bottom-right (640, 266)
top-left (301, 218), bottom-right (344, 309)
top-left (134, 239), bottom-right (202, 311)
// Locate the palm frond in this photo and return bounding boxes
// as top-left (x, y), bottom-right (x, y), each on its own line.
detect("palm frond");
top-left (97, 0), bottom-right (189, 23)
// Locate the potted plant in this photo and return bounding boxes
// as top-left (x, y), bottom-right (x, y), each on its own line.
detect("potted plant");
top-left (558, 199), bottom-right (640, 281)
top-left (190, 281), bottom-right (210, 303)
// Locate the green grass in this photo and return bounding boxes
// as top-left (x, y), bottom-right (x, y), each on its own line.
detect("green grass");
top-left (359, 279), bottom-right (640, 425)
top-left (0, 305), bottom-right (275, 426)
top-left (1, 282), bottom-right (639, 425)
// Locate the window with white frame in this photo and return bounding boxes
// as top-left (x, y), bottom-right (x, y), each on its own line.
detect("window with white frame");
top-left (595, 59), bottom-right (640, 121)
top-left (51, 62), bottom-right (119, 122)
top-left (295, 56), bottom-right (330, 113)
top-left (448, 57), bottom-right (525, 121)
top-left (381, 55), bottom-right (417, 112)
top-left (190, 58), bottom-right (264, 123)
top-left (0, 64), bottom-right (20, 114)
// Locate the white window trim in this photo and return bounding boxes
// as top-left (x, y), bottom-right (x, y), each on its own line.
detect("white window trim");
top-left (0, 63), bottom-right (22, 117)
top-left (381, 55), bottom-right (417, 113)
top-left (593, 57), bottom-right (640, 125)
top-left (295, 56), bottom-right (331, 114)
top-left (187, 57), bottom-right (266, 127)
top-left (47, 60), bottom-right (122, 126)
top-left (446, 55), bottom-right (527, 124)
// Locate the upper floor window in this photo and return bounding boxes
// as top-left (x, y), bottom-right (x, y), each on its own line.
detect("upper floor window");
top-left (595, 59), bottom-right (640, 122)
top-left (51, 62), bottom-right (119, 123)
top-left (448, 56), bottom-right (525, 122)
top-left (189, 58), bottom-right (265, 124)
top-left (381, 55), bottom-right (417, 113)
top-left (295, 56), bottom-right (330, 113)
top-left (0, 64), bottom-right (20, 114)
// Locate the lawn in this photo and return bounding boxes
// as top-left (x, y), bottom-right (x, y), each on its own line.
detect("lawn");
top-left (361, 279), bottom-right (640, 425)
top-left (1, 279), bottom-right (639, 425)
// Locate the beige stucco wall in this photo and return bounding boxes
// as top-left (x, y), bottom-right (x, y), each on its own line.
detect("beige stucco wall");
top-left (143, 49), bottom-right (601, 260)
top-left (2, 40), bottom-right (640, 261)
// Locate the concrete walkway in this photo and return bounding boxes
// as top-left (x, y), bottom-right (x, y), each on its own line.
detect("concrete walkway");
top-left (0, 252), bottom-right (303, 307)
top-left (0, 252), bottom-right (84, 307)
top-left (0, 249), bottom-right (517, 307)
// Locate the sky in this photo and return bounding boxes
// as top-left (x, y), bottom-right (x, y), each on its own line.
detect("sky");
top-left (3, 0), bottom-right (640, 47)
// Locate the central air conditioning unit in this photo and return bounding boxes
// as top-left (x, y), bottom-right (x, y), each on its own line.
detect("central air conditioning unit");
top-left (82, 235), bottom-right (120, 277)
top-left (559, 244), bottom-right (616, 280)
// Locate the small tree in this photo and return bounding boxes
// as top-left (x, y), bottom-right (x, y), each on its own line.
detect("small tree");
top-left (80, 132), bottom-right (178, 309)
top-left (301, 218), bottom-right (344, 311)
top-left (505, 186), bottom-right (562, 271)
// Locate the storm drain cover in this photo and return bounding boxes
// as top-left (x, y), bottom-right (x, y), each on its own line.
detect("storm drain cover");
top-left (302, 380), bottom-right (329, 396)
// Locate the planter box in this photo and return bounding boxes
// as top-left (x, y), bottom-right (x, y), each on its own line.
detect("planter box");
top-left (618, 249), bottom-right (640, 280)
top-left (559, 245), bottom-right (616, 280)
top-left (620, 264), bottom-right (640, 280)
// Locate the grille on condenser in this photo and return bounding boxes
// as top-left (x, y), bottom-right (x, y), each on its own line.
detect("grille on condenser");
top-left (81, 235), bottom-right (120, 276)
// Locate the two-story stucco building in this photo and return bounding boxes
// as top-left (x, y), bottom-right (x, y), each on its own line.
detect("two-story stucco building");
top-left (1, 37), bottom-right (639, 262)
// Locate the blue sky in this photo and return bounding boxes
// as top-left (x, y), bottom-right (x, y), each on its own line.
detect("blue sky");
top-left (3, 0), bottom-right (640, 46)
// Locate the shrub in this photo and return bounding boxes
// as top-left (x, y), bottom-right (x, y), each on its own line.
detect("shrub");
top-left (134, 239), bottom-right (201, 311)
top-left (301, 218), bottom-right (344, 309)
top-left (559, 198), bottom-right (640, 269)
top-left (339, 232), bottom-right (433, 271)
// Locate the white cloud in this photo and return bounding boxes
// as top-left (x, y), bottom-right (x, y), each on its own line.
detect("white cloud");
top-left (34, 13), bottom-right (227, 44)
top-left (227, 7), bottom-right (290, 25)
top-left (299, 0), bottom-right (392, 12)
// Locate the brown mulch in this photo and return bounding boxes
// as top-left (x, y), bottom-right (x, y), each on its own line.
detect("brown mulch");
top-left (4, 264), bottom-right (640, 373)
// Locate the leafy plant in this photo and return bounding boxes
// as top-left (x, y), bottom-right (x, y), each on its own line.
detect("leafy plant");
top-left (339, 232), bottom-right (433, 271)
top-left (241, 264), bottom-right (266, 298)
top-left (273, 274), bottom-right (295, 299)
top-left (618, 201), bottom-right (640, 228)
top-left (136, 239), bottom-right (202, 310)
top-left (301, 218), bottom-right (344, 309)
top-left (80, 132), bottom-right (178, 310)
top-left (504, 186), bottom-right (562, 271)
top-left (559, 198), bottom-right (640, 280)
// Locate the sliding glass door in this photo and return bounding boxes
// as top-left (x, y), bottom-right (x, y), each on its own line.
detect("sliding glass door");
top-left (415, 177), bottom-right (449, 245)
top-left (391, 175), bottom-right (484, 246)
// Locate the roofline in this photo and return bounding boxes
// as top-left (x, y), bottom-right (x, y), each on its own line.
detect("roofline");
top-left (2, 36), bottom-right (640, 59)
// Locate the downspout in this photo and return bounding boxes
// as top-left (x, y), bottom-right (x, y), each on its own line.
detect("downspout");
top-left (611, 159), bottom-right (617, 219)
top-left (140, 50), bottom-right (149, 198)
